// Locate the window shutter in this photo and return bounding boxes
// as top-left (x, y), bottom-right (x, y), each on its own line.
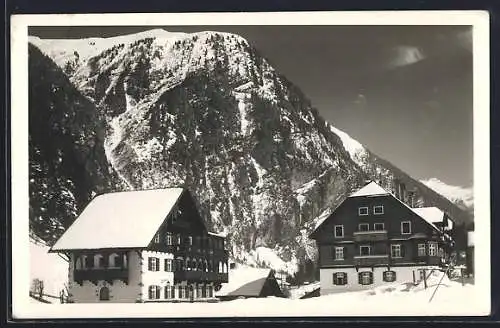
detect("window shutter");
top-left (358, 272), bottom-right (362, 285)
top-left (148, 286), bottom-right (153, 299)
top-left (332, 273), bottom-right (336, 285)
top-left (343, 247), bottom-right (348, 259)
top-left (148, 258), bottom-right (152, 271)
top-left (156, 286), bottom-right (161, 299)
top-left (401, 245), bottom-right (406, 258)
top-left (369, 272), bottom-right (374, 284)
top-left (156, 258), bottom-right (160, 271)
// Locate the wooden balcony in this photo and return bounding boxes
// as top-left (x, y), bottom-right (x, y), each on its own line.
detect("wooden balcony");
top-left (74, 268), bottom-right (129, 285)
top-left (353, 255), bottom-right (389, 267)
top-left (353, 230), bottom-right (388, 242)
top-left (174, 270), bottom-right (228, 283)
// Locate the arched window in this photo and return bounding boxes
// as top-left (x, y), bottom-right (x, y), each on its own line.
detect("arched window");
top-left (203, 260), bottom-right (208, 272)
top-left (99, 287), bottom-right (110, 301)
top-left (223, 262), bottom-right (228, 273)
top-left (218, 261), bottom-right (223, 273)
top-left (185, 257), bottom-right (191, 271)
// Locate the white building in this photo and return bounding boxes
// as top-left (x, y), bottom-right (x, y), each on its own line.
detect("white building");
top-left (50, 188), bottom-right (229, 303)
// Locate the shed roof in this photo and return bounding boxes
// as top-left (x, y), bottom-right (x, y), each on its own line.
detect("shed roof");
top-left (50, 188), bottom-right (185, 251)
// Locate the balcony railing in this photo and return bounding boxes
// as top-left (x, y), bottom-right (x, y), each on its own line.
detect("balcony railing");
top-left (353, 230), bottom-right (388, 242)
top-left (174, 270), bottom-right (228, 283)
top-left (353, 255), bottom-right (390, 267)
top-left (74, 268), bottom-right (129, 285)
top-left (164, 245), bottom-right (229, 259)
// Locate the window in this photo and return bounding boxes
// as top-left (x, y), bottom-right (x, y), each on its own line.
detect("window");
top-left (197, 284), bottom-right (203, 298)
top-left (333, 272), bottom-right (348, 285)
top-left (153, 232), bottom-right (160, 243)
top-left (334, 247), bottom-right (344, 260)
top-left (358, 207), bottom-right (369, 216)
top-left (391, 244), bottom-right (402, 258)
top-left (373, 205), bottom-right (384, 215)
top-left (358, 271), bottom-right (374, 285)
top-left (85, 255), bottom-right (93, 269)
top-left (115, 254), bottom-right (123, 267)
top-left (148, 257), bottom-right (160, 271)
top-left (164, 259), bottom-right (173, 272)
top-left (188, 236), bottom-right (193, 246)
top-left (207, 286), bottom-right (213, 298)
top-left (165, 233), bottom-right (173, 245)
top-left (374, 223), bottom-right (385, 231)
top-left (358, 223), bottom-right (370, 232)
top-left (165, 283), bottom-right (174, 299)
top-left (202, 285), bottom-right (207, 298)
top-left (417, 243), bottom-right (426, 256)
top-left (428, 242), bottom-right (438, 256)
top-left (178, 285), bottom-right (185, 299)
top-left (359, 245), bottom-right (372, 256)
top-left (334, 225), bottom-right (344, 238)
top-left (383, 271), bottom-right (397, 282)
top-left (99, 287), bottom-right (110, 301)
top-left (401, 221), bottom-right (412, 234)
top-left (148, 285), bottom-right (161, 299)
top-left (98, 255), bottom-right (107, 268)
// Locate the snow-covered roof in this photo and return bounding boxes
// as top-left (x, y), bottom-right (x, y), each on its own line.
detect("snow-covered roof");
top-left (349, 181), bottom-right (390, 198)
top-left (50, 188), bottom-right (184, 251)
top-left (412, 207), bottom-right (444, 224)
top-left (215, 267), bottom-right (272, 297)
top-left (208, 231), bottom-right (227, 238)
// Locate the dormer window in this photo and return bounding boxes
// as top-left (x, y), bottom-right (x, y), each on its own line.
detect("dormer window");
top-left (358, 207), bottom-right (369, 216)
top-left (373, 205), bottom-right (384, 215)
top-left (153, 232), bottom-right (160, 243)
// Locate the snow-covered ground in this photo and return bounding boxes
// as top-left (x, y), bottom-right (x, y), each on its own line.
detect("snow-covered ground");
top-left (20, 266), bottom-right (486, 318)
top-left (29, 239), bottom-right (68, 300)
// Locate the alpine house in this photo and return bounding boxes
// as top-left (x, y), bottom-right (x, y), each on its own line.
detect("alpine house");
top-left (49, 188), bottom-right (229, 303)
top-left (309, 181), bottom-right (456, 295)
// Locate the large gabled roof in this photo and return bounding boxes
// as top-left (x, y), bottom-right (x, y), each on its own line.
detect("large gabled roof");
top-left (50, 188), bottom-right (185, 252)
top-left (310, 181), bottom-right (444, 237)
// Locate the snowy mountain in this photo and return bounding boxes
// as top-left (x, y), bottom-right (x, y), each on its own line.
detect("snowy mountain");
top-left (28, 29), bottom-right (473, 279)
top-left (420, 178), bottom-right (473, 211)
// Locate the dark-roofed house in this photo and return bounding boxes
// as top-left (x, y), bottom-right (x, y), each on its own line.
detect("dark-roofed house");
top-left (50, 188), bottom-right (229, 303)
top-left (309, 181), bottom-right (456, 295)
top-left (215, 267), bottom-right (285, 301)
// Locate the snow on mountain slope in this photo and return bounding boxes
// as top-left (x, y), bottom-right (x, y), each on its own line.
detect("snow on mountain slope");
top-left (421, 178), bottom-right (473, 210)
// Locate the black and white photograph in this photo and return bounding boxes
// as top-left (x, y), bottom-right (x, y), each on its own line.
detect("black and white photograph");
top-left (10, 11), bottom-right (490, 318)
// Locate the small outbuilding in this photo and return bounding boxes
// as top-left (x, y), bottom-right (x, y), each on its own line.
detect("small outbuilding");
top-left (215, 266), bottom-right (285, 301)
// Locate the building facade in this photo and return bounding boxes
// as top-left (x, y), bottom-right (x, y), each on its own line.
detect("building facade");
top-left (309, 182), bottom-right (454, 295)
top-left (50, 188), bottom-right (229, 303)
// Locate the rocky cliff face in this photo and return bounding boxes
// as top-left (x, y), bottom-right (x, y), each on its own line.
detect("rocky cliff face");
top-left (28, 44), bottom-right (125, 243)
top-left (28, 29), bottom-right (473, 274)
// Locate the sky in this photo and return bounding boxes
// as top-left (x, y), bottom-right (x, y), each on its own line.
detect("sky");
top-left (28, 25), bottom-right (473, 188)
